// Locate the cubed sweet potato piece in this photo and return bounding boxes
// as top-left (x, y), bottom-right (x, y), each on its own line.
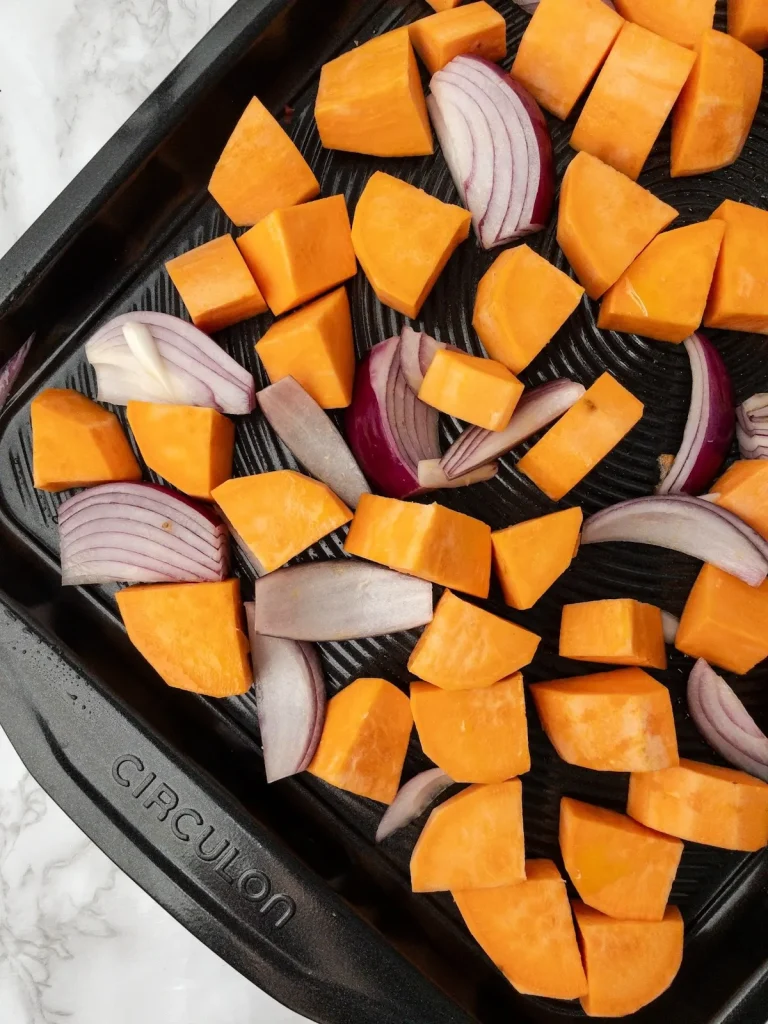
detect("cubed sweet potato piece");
top-left (703, 200), bottom-right (768, 334)
top-left (409, 2), bottom-right (506, 75)
top-left (728, 0), bottom-right (768, 51)
top-left (418, 349), bottom-right (524, 431)
top-left (714, 460), bottom-right (768, 539)
top-left (492, 507), bottom-right (583, 610)
top-left (559, 598), bottom-right (667, 669)
top-left (614, 0), bottom-right (715, 48)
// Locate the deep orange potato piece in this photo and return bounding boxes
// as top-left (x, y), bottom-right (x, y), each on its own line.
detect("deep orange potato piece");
top-left (714, 460), bottom-right (768, 539)
top-left (411, 673), bottom-right (530, 782)
top-left (672, 30), bottom-right (763, 177)
top-left (675, 563), bottom-right (768, 674)
top-left (344, 494), bottom-right (492, 598)
top-left (427, 0), bottom-right (463, 8)
top-left (517, 373), bottom-right (644, 501)
top-left (315, 28), bottom-right (432, 157)
top-left (557, 152), bottom-right (678, 300)
top-left (598, 222), bottom-right (724, 343)
top-left (212, 471), bottom-right (352, 574)
top-left (116, 579), bottom-right (251, 696)
top-left (307, 677), bottom-right (412, 804)
top-left (530, 668), bottom-right (678, 771)
top-left (165, 235), bottom-right (267, 334)
top-left (351, 171), bottom-right (471, 318)
top-left (574, 902), bottom-right (684, 1017)
top-left (32, 388), bottom-right (141, 492)
top-left (559, 598), bottom-right (667, 669)
top-left (627, 759), bottom-right (768, 851)
top-left (408, 590), bottom-right (540, 690)
top-left (127, 402), bottom-right (235, 501)
top-left (410, 781), bottom-right (525, 891)
top-left (729, 0), bottom-right (768, 51)
top-left (454, 861), bottom-right (588, 999)
top-left (560, 797), bottom-right (683, 921)
top-left (208, 97), bottom-right (319, 227)
top-left (511, 0), bottom-right (624, 119)
top-left (492, 507), bottom-right (583, 610)
top-left (255, 287), bottom-right (354, 409)
top-left (571, 23), bottom-right (696, 180)
top-left (614, 0), bottom-right (715, 47)
top-left (704, 200), bottom-right (768, 334)
top-left (237, 195), bottom-right (356, 316)
top-left (409, 2), bottom-right (506, 75)
top-left (473, 246), bottom-right (584, 374)
top-left (418, 350), bottom-right (524, 432)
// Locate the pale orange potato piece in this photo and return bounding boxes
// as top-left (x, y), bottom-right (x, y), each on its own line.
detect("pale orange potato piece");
top-left (418, 349), bottom-right (524, 432)
top-left (559, 598), bottom-right (667, 669)
top-left (492, 507), bottom-right (583, 610)
top-left (728, 0), bottom-right (768, 51)
top-left (614, 0), bottom-right (715, 47)
top-left (704, 199), bottom-right (768, 334)
top-left (714, 460), bottom-right (768, 539)
top-left (409, 2), bottom-right (506, 75)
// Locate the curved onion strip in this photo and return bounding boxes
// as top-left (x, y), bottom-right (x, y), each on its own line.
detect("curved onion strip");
top-left (0, 333), bottom-right (33, 408)
top-left (661, 611), bottom-right (680, 645)
top-left (581, 494), bottom-right (768, 586)
top-left (418, 459), bottom-right (499, 489)
top-left (251, 561), bottom-right (434, 641)
top-left (245, 603), bottom-right (326, 783)
top-left (375, 769), bottom-right (454, 843)
top-left (736, 393), bottom-right (768, 460)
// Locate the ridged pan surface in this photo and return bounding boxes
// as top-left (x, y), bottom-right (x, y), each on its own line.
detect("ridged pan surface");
top-left (1, 1), bottom-right (767, 1019)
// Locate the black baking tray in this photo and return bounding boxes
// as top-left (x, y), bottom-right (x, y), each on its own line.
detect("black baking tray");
top-left (1, 1), bottom-right (767, 1021)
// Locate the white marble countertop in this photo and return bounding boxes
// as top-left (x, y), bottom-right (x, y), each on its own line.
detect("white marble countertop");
top-left (0, 2), bottom-right (310, 1021)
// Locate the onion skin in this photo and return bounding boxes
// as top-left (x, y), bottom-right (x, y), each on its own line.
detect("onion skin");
top-left (687, 659), bottom-right (768, 782)
top-left (0, 334), bottom-right (33, 409)
top-left (657, 333), bottom-right (734, 496)
top-left (736, 394), bottom-right (768, 461)
top-left (375, 768), bottom-right (453, 842)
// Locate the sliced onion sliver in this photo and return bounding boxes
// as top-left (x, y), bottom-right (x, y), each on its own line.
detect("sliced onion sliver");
top-left (251, 561), bottom-right (434, 641)
top-left (0, 333), bottom-right (33, 408)
top-left (257, 377), bottom-right (370, 509)
top-left (440, 379), bottom-right (585, 480)
top-left (245, 603), bottom-right (326, 783)
top-left (661, 611), bottom-right (680, 645)
top-left (687, 659), bottom-right (768, 782)
top-left (58, 483), bottom-right (228, 585)
top-left (418, 459), bottom-right (499, 490)
top-left (657, 333), bottom-right (734, 495)
top-left (85, 312), bottom-right (255, 414)
top-left (736, 393), bottom-right (768, 460)
top-left (375, 769), bottom-right (454, 842)
top-left (581, 494), bottom-right (768, 587)
top-left (399, 325), bottom-right (450, 394)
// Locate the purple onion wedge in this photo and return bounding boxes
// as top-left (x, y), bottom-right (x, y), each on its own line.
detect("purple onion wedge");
top-left (582, 494), bottom-right (768, 586)
top-left (657, 333), bottom-right (734, 495)
top-left (375, 768), bottom-right (453, 842)
top-left (736, 393), bottom-right (768, 460)
top-left (687, 659), bottom-right (768, 782)
top-left (661, 611), bottom-right (680, 645)
top-left (418, 458), bottom-right (499, 490)
top-left (0, 333), bottom-right (33, 408)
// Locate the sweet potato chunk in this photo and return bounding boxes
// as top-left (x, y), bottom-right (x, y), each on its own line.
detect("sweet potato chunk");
top-left (559, 598), bottom-right (667, 669)
top-left (517, 373), bottom-right (644, 501)
top-left (560, 797), bottom-right (683, 921)
top-left (116, 579), bottom-right (251, 696)
top-left (127, 402), bottom-right (234, 500)
top-left (672, 30), bottom-right (763, 176)
top-left (208, 97), bottom-right (319, 227)
top-left (345, 494), bottom-right (492, 598)
top-left (212, 471), bottom-right (352, 574)
top-left (492, 508), bottom-right (583, 611)
top-left (729, 0), bottom-right (768, 51)
top-left (530, 668), bottom-right (678, 772)
top-left (307, 677), bottom-right (412, 804)
top-left (557, 152), bottom-right (678, 299)
top-left (32, 388), bottom-right (141, 492)
top-left (675, 563), bottom-right (768, 674)
top-left (237, 195), bottom-right (356, 316)
top-left (411, 781), bottom-right (525, 891)
top-left (409, 2), bottom-right (506, 75)
top-left (628, 759), bottom-right (768, 851)
top-left (704, 200), bottom-right (768, 334)
top-left (473, 246), bottom-right (584, 373)
top-left (574, 902), bottom-right (684, 1017)
top-left (614, 0), bottom-right (715, 48)
top-left (714, 460), bottom-right (768, 539)
top-left (409, 590), bottom-right (540, 690)
top-left (255, 287), bottom-right (354, 409)
top-left (418, 349), bottom-right (524, 431)
top-left (315, 28), bottom-right (432, 157)
top-left (351, 171), bottom-right (471, 318)
top-left (571, 23), bottom-right (695, 180)
top-left (411, 674), bottom-right (530, 782)
top-left (454, 861), bottom-right (588, 999)
top-left (511, 0), bottom-right (623, 119)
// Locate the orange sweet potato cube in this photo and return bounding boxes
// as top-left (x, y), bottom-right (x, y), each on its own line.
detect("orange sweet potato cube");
top-left (418, 349), bottom-right (524, 431)
top-left (729, 0), bottom-right (768, 51)
top-left (714, 460), bottom-right (768, 539)
top-left (614, 0), bottom-right (715, 48)
top-left (492, 507), bottom-right (583, 610)
top-left (703, 200), bottom-right (768, 334)
top-left (559, 598), bottom-right (667, 669)
top-left (409, 2), bottom-right (507, 75)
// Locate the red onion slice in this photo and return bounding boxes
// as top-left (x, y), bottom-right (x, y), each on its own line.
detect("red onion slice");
top-left (582, 494), bottom-right (768, 586)
top-left (661, 611), bottom-right (680, 645)
top-left (251, 561), bottom-right (434, 641)
top-left (418, 459), bottom-right (499, 489)
top-left (245, 603), bottom-right (326, 783)
top-left (58, 483), bottom-right (228, 585)
top-left (257, 377), bottom-right (370, 509)
top-left (736, 393), bottom-right (768, 460)
top-left (85, 312), bottom-right (255, 414)
top-left (657, 333), bottom-right (734, 495)
top-left (440, 379), bottom-right (585, 480)
top-left (687, 659), bottom-right (768, 782)
top-left (399, 326), bottom-right (452, 394)
top-left (375, 768), bottom-right (453, 843)
top-left (0, 333), bottom-right (33, 408)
